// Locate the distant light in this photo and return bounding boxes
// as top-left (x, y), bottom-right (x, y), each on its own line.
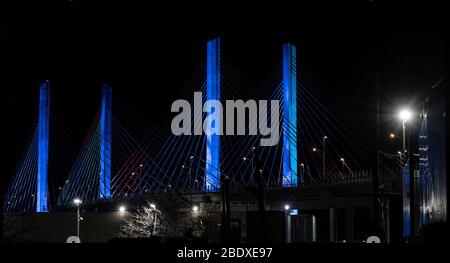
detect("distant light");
top-left (340, 157), bottom-right (345, 162)
top-left (252, 146), bottom-right (256, 150)
top-left (312, 147), bottom-right (317, 152)
top-left (140, 164), bottom-right (144, 167)
top-left (300, 163), bottom-right (304, 167)
top-left (190, 156), bottom-right (194, 159)
top-left (150, 203), bottom-right (156, 209)
top-left (192, 205), bottom-right (199, 212)
top-left (398, 151), bottom-right (402, 155)
top-left (284, 204), bottom-right (290, 210)
top-left (323, 136), bottom-right (327, 139)
top-left (243, 156), bottom-right (247, 161)
top-left (73, 198), bottom-right (82, 205)
top-left (119, 206), bottom-right (126, 213)
top-left (389, 133), bottom-right (395, 139)
top-left (398, 109), bottom-right (413, 122)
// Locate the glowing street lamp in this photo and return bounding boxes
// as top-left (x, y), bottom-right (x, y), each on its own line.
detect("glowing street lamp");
top-left (398, 109), bottom-right (412, 123)
top-left (398, 108), bottom-right (413, 154)
top-left (284, 204), bottom-right (290, 211)
top-left (73, 198), bottom-right (82, 238)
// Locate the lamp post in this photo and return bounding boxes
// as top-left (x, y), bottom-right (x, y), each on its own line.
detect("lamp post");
top-left (300, 163), bottom-right (305, 185)
top-left (398, 109), bottom-right (412, 155)
top-left (189, 155), bottom-right (194, 192)
top-left (73, 198), bottom-right (82, 238)
top-left (149, 203), bottom-right (161, 236)
top-left (251, 146), bottom-right (256, 181)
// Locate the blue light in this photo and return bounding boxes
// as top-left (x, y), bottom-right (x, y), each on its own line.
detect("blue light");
top-left (289, 209), bottom-right (299, 216)
top-left (282, 43), bottom-right (298, 187)
top-left (99, 84), bottom-right (112, 199)
top-left (205, 38), bottom-right (221, 192)
top-left (37, 81), bottom-right (50, 212)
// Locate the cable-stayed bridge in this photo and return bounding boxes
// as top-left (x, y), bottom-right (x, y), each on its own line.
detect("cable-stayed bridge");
top-left (4, 38), bottom-right (400, 214)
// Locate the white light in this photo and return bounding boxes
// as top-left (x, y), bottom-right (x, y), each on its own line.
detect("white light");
top-left (192, 205), bottom-right (199, 212)
top-left (119, 206), bottom-right (126, 213)
top-left (73, 198), bottom-right (82, 205)
top-left (150, 203), bottom-right (156, 209)
top-left (324, 136), bottom-right (327, 139)
top-left (284, 205), bottom-right (290, 211)
top-left (340, 158), bottom-right (345, 162)
top-left (398, 109), bottom-right (413, 122)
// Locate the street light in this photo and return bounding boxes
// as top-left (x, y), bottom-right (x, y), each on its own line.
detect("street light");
top-left (119, 206), bottom-right (126, 213)
top-left (300, 163), bottom-right (305, 185)
top-left (340, 158), bottom-right (345, 175)
top-left (398, 109), bottom-right (412, 123)
top-left (284, 204), bottom-right (290, 211)
top-left (192, 205), bottom-right (199, 212)
top-left (148, 204), bottom-right (160, 236)
top-left (398, 108), bottom-right (412, 155)
top-left (73, 198), bottom-right (82, 238)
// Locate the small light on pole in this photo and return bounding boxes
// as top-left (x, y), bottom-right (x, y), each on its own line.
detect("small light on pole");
top-left (398, 108), bottom-right (413, 155)
top-left (192, 205), bottom-right (199, 212)
top-left (398, 109), bottom-right (412, 123)
top-left (119, 206), bottom-right (126, 213)
top-left (150, 203), bottom-right (156, 209)
top-left (284, 204), bottom-right (290, 211)
top-left (73, 198), bottom-right (82, 206)
top-left (73, 198), bottom-right (82, 238)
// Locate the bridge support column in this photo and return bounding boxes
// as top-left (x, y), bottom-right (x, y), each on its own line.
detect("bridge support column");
top-left (205, 37), bottom-right (221, 191)
top-left (330, 208), bottom-right (337, 242)
top-left (37, 81), bottom-right (50, 212)
top-left (99, 84), bottom-right (112, 199)
top-left (282, 43), bottom-right (298, 187)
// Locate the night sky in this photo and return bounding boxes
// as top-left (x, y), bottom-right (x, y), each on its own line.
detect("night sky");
top-left (1, 1), bottom-right (448, 191)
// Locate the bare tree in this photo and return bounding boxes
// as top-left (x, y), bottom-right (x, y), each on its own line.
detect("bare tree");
top-left (115, 202), bottom-right (183, 238)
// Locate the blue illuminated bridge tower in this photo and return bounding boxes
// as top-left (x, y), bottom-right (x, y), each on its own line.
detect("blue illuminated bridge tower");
top-left (205, 37), bottom-right (221, 192)
top-left (37, 81), bottom-right (50, 212)
top-left (282, 43), bottom-right (298, 187)
top-left (99, 84), bottom-right (112, 199)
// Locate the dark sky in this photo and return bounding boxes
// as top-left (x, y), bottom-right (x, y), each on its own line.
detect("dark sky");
top-left (1, 1), bottom-right (448, 189)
